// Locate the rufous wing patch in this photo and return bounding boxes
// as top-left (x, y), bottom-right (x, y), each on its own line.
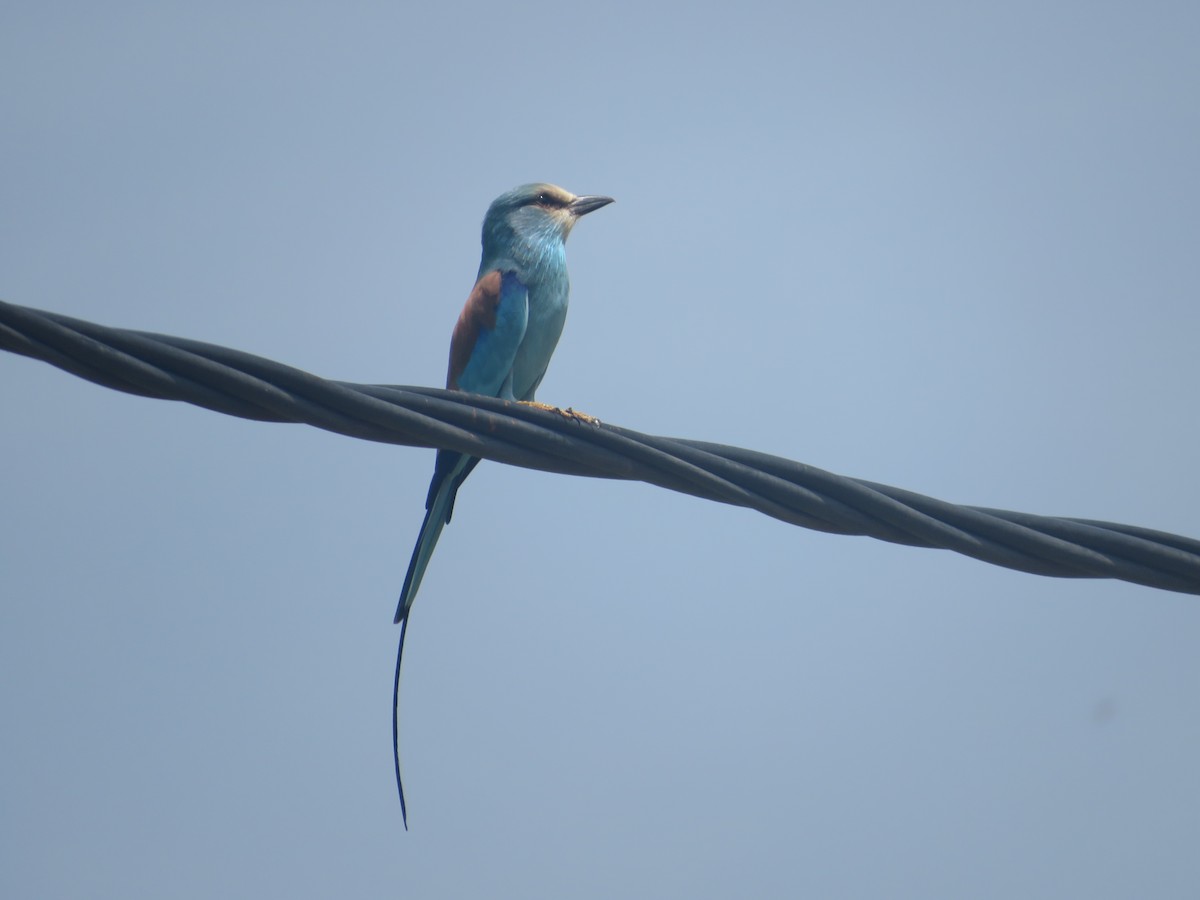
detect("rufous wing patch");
top-left (446, 269), bottom-right (503, 389)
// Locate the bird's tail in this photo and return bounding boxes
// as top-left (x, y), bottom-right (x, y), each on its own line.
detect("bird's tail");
top-left (392, 614), bottom-right (411, 828)
top-left (393, 451), bottom-right (478, 828)
top-left (394, 451), bottom-right (479, 624)
top-left (394, 489), bottom-right (454, 625)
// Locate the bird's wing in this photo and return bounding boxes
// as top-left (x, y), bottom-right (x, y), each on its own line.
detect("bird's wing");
top-left (447, 269), bottom-right (529, 397)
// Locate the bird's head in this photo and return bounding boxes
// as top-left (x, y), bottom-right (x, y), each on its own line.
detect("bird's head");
top-left (481, 183), bottom-right (613, 267)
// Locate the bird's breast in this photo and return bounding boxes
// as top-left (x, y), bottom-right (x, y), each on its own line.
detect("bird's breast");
top-left (510, 277), bottom-right (569, 400)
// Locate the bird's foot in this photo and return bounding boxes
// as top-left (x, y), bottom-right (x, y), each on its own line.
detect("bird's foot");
top-left (519, 400), bottom-right (601, 426)
top-left (563, 407), bottom-right (601, 426)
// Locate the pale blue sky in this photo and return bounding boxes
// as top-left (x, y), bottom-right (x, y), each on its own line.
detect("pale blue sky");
top-left (2, 2), bottom-right (1199, 897)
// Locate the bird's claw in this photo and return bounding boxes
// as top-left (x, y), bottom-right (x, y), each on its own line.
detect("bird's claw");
top-left (519, 400), bottom-right (601, 426)
top-left (564, 407), bottom-right (601, 426)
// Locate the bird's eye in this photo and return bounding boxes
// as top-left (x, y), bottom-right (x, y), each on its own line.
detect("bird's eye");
top-left (536, 193), bottom-right (551, 206)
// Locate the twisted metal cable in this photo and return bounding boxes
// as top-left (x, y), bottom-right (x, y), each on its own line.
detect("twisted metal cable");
top-left (3, 298), bottom-right (1198, 596)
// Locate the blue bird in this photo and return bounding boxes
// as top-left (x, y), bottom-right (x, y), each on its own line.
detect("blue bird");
top-left (392, 183), bottom-right (612, 827)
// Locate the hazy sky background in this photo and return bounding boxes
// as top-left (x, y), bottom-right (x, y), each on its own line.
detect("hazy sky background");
top-left (3, 2), bottom-right (1198, 897)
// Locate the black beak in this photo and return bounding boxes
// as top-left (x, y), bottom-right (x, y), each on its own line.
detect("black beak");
top-left (569, 194), bottom-right (614, 217)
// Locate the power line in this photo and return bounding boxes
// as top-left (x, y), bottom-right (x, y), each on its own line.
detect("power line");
top-left (3, 298), bottom-right (1198, 596)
